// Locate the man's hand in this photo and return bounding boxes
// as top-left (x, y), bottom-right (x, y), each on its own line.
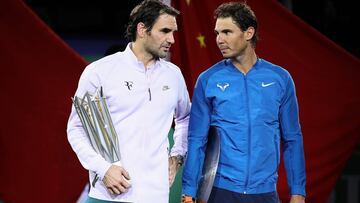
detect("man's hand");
top-left (181, 194), bottom-right (195, 203)
top-left (290, 195), bottom-right (305, 203)
top-left (168, 156), bottom-right (182, 186)
top-left (102, 164), bottom-right (131, 195)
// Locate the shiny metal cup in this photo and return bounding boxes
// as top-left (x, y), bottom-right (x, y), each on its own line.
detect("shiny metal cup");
top-left (72, 87), bottom-right (122, 186)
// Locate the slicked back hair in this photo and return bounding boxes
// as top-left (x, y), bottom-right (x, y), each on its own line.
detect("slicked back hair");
top-left (126, 0), bottom-right (180, 42)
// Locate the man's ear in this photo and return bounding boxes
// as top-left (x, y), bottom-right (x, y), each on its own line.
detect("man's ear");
top-left (136, 22), bottom-right (147, 38)
top-left (245, 27), bottom-right (255, 41)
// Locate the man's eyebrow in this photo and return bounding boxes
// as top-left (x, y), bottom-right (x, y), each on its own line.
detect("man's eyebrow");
top-left (214, 29), bottom-right (232, 34)
top-left (160, 28), bottom-right (173, 33)
top-left (221, 29), bottom-right (232, 33)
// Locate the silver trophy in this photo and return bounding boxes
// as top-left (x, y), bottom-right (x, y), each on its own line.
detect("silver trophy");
top-left (72, 87), bottom-right (127, 187)
top-left (196, 126), bottom-right (221, 203)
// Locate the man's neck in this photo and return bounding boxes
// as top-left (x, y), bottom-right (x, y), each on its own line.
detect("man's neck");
top-left (131, 42), bottom-right (156, 68)
top-left (231, 49), bottom-right (257, 74)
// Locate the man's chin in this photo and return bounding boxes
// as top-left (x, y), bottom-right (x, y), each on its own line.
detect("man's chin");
top-left (158, 52), bottom-right (168, 59)
top-left (220, 51), bottom-right (230, 58)
top-left (221, 54), bottom-right (230, 59)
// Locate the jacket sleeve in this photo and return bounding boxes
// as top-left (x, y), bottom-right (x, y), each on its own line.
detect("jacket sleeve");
top-left (280, 74), bottom-right (306, 196)
top-left (67, 65), bottom-right (112, 180)
top-left (170, 73), bottom-right (191, 157)
top-left (182, 76), bottom-right (211, 197)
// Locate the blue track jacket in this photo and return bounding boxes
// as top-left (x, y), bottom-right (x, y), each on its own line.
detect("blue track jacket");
top-left (182, 58), bottom-right (306, 197)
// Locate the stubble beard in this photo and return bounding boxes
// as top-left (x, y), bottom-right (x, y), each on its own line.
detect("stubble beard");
top-left (145, 45), bottom-right (167, 60)
top-left (224, 45), bottom-right (247, 60)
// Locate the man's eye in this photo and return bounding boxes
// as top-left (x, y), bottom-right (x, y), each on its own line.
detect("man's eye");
top-left (161, 29), bottom-right (171, 33)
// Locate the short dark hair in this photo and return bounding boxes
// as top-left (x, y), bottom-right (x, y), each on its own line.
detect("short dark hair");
top-left (214, 1), bottom-right (258, 46)
top-left (126, 0), bottom-right (180, 42)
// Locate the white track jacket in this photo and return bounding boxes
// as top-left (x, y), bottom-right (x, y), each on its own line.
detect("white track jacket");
top-left (67, 43), bottom-right (190, 203)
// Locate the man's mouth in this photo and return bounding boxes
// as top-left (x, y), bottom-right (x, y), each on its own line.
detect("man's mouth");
top-left (162, 46), bottom-right (171, 51)
top-left (218, 46), bottom-right (229, 51)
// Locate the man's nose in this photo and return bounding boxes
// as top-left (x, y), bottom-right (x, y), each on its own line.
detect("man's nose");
top-left (167, 33), bottom-right (175, 44)
top-left (216, 35), bottom-right (224, 44)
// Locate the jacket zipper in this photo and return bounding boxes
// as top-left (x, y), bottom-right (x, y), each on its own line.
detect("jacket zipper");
top-left (244, 74), bottom-right (252, 194)
top-left (148, 88), bottom-right (152, 101)
top-left (145, 68), bottom-right (152, 101)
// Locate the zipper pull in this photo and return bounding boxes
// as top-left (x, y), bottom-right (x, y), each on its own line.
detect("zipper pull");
top-left (148, 88), bottom-right (152, 101)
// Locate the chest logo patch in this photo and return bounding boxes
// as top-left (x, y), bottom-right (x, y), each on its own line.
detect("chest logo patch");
top-left (217, 82), bottom-right (230, 91)
top-left (261, 82), bottom-right (275, 87)
top-left (162, 85), bottom-right (170, 91)
top-left (124, 81), bottom-right (134, 90)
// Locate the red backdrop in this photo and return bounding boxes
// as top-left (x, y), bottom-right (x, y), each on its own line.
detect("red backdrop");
top-left (0, 0), bottom-right (87, 202)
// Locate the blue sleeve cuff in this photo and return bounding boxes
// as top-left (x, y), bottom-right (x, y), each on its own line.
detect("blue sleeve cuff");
top-left (290, 185), bottom-right (306, 196)
top-left (182, 186), bottom-right (198, 198)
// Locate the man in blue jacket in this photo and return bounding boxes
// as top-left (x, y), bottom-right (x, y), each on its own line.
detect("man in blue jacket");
top-left (182, 1), bottom-right (306, 203)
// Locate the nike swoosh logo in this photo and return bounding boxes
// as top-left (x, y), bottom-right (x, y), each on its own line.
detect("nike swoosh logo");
top-left (261, 82), bottom-right (275, 87)
top-left (162, 86), bottom-right (170, 91)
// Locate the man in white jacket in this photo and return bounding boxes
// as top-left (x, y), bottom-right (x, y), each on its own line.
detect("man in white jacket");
top-left (67, 1), bottom-right (191, 202)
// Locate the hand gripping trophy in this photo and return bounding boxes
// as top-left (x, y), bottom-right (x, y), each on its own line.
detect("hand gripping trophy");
top-left (72, 87), bottom-right (130, 187)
